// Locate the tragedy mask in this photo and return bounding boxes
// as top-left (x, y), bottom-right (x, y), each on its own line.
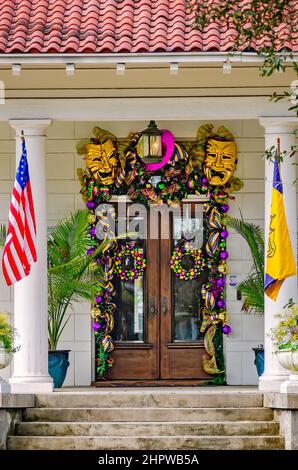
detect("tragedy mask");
top-left (84, 140), bottom-right (119, 186)
top-left (203, 139), bottom-right (237, 186)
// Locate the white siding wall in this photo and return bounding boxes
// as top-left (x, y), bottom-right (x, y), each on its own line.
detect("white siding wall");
top-left (0, 119), bottom-right (279, 385)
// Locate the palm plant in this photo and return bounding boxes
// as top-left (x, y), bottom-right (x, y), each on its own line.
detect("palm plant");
top-left (48, 209), bottom-right (107, 350)
top-left (226, 216), bottom-right (264, 315)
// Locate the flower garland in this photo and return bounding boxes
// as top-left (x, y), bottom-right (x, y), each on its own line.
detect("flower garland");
top-left (77, 124), bottom-right (243, 381)
top-left (114, 243), bottom-right (147, 281)
top-left (170, 246), bottom-right (206, 281)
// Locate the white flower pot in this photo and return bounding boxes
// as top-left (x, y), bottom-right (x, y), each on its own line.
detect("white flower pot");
top-left (277, 350), bottom-right (298, 373)
top-left (0, 346), bottom-right (12, 369)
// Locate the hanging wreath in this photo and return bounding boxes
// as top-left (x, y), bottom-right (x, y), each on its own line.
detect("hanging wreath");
top-left (170, 245), bottom-right (207, 281)
top-left (114, 243), bottom-right (147, 281)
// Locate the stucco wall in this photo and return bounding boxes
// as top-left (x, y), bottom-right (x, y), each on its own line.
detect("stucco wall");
top-left (0, 119), bottom-right (277, 385)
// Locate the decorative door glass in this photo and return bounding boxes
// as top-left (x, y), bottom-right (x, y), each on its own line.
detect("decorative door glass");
top-left (172, 206), bottom-right (207, 342)
top-left (113, 207), bottom-right (145, 342)
top-left (113, 272), bottom-right (144, 342)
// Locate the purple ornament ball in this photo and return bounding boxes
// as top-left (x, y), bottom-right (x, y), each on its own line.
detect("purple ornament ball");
top-left (86, 201), bottom-right (95, 209)
top-left (95, 295), bottom-right (103, 303)
top-left (92, 322), bottom-right (101, 332)
top-left (90, 227), bottom-right (96, 237)
top-left (220, 229), bottom-right (229, 239)
top-left (217, 277), bottom-right (225, 287)
top-left (218, 299), bottom-right (226, 308)
top-left (202, 177), bottom-right (207, 183)
top-left (221, 204), bottom-right (229, 213)
top-left (222, 324), bottom-right (232, 335)
top-left (220, 250), bottom-right (229, 260)
top-left (87, 248), bottom-right (95, 256)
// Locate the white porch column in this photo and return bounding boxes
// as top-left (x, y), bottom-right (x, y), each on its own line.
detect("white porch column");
top-left (259, 117), bottom-right (298, 392)
top-left (9, 119), bottom-right (53, 393)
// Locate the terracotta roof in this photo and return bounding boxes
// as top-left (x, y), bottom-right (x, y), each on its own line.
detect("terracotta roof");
top-left (0, 0), bottom-right (297, 54)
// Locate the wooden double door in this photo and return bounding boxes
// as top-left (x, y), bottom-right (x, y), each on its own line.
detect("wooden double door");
top-left (96, 201), bottom-right (212, 384)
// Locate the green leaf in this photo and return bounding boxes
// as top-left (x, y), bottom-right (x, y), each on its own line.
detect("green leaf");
top-left (47, 209), bottom-right (111, 350)
top-left (226, 216), bottom-right (264, 315)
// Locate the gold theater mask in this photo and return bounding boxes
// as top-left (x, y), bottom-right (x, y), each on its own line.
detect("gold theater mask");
top-left (84, 140), bottom-right (119, 186)
top-left (203, 139), bottom-right (237, 186)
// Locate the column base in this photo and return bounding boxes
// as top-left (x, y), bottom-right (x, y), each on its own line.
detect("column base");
top-left (259, 373), bottom-right (289, 392)
top-left (9, 376), bottom-right (53, 394)
top-left (280, 374), bottom-right (298, 394)
top-left (0, 377), bottom-right (11, 393)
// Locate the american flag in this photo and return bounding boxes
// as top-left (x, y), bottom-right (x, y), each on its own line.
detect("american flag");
top-left (2, 137), bottom-right (37, 286)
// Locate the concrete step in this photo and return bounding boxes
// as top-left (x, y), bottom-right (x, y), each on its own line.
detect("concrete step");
top-left (15, 420), bottom-right (280, 437)
top-left (7, 435), bottom-right (285, 450)
top-left (24, 407), bottom-right (274, 422)
top-left (34, 391), bottom-right (263, 409)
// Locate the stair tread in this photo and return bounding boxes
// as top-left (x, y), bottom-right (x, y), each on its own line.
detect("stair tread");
top-left (29, 406), bottom-right (267, 410)
top-left (18, 420), bottom-right (279, 424)
top-left (10, 435), bottom-right (283, 438)
top-left (8, 435), bottom-right (285, 450)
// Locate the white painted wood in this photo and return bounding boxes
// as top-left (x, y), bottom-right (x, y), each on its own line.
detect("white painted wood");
top-left (0, 97), bottom-right (293, 121)
top-left (0, 52), bottom-right (270, 65)
top-left (8, 120), bottom-right (53, 393)
top-left (259, 117), bottom-right (298, 392)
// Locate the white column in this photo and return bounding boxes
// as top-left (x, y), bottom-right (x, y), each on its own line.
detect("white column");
top-left (9, 119), bottom-right (53, 393)
top-left (259, 117), bottom-right (298, 392)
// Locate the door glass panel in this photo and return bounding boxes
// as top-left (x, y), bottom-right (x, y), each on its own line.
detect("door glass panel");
top-left (113, 276), bottom-right (144, 341)
top-left (172, 205), bottom-right (207, 342)
top-left (113, 237), bottom-right (145, 342)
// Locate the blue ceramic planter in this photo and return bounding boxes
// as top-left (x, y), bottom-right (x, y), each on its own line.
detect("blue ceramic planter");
top-left (252, 347), bottom-right (264, 377)
top-left (48, 350), bottom-right (70, 388)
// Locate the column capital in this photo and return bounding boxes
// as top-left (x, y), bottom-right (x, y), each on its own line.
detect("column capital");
top-left (9, 119), bottom-right (52, 136)
top-left (259, 116), bottom-right (298, 133)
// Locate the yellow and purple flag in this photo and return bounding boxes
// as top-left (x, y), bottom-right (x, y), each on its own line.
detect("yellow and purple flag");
top-left (265, 147), bottom-right (296, 301)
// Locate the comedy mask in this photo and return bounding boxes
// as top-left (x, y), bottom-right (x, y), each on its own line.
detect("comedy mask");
top-left (85, 140), bottom-right (119, 186)
top-left (203, 139), bottom-right (237, 186)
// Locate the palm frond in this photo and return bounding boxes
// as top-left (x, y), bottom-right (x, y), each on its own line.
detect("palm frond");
top-left (226, 216), bottom-right (265, 315)
top-left (237, 276), bottom-right (264, 315)
top-left (48, 209), bottom-right (109, 350)
top-left (226, 216), bottom-right (264, 278)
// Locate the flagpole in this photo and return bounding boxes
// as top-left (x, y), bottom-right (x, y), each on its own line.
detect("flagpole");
top-left (21, 129), bottom-right (25, 143)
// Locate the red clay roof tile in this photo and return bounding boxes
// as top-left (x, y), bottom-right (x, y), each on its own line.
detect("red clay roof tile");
top-left (0, 0), bottom-right (296, 54)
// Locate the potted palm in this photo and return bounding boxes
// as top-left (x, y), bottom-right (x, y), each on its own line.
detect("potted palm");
top-left (226, 216), bottom-right (265, 376)
top-left (47, 209), bottom-right (107, 387)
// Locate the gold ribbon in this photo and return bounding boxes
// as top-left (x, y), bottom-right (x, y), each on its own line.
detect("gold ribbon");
top-left (203, 324), bottom-right (224, 375)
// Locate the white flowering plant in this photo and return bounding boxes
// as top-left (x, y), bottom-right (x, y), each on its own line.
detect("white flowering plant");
top-left (269, 302), bottom-right (298, 353)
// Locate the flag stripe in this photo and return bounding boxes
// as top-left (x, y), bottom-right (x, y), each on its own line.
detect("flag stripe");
top-left (26, 181), bottom-right (37, 233)
top-left (1, 139), bottom-right (37, 286)
top-left (23, 186), bottom-right (37, 261)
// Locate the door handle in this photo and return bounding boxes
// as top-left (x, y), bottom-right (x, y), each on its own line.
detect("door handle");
top-left (150, 300), bottom-right (155, 315)
top-left (162, 298), bottom-right (167, 315)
